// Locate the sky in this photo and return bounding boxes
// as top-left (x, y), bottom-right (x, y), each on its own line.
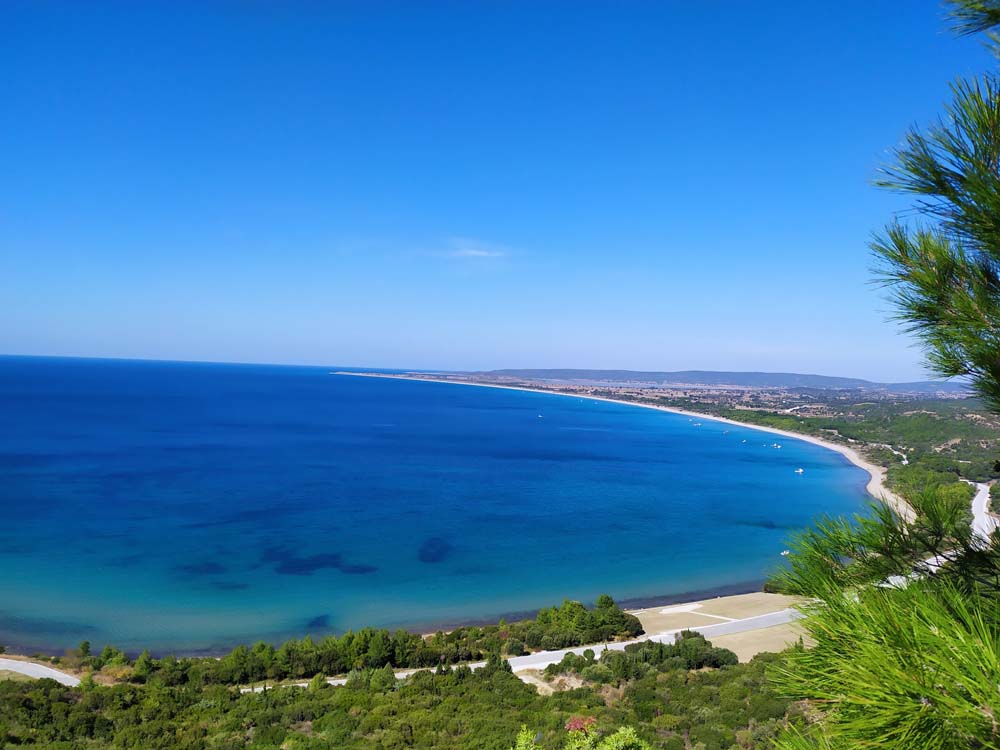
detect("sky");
top-left (1, 1), bottom-right (994, 382)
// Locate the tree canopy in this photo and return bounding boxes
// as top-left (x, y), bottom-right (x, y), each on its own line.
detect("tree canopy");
top-left (873, 1), bottom-right (1000, 414)
top-left (772, 3), bottom-right (1000, 747)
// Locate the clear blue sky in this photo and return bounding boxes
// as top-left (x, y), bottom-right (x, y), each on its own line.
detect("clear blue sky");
top-left (2, 1), bottom-right (991, 381)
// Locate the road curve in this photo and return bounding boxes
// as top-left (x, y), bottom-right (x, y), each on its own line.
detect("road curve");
top-left (970, 482), bottom-right (996, 543)
top-left (0, 657), bottom-right (80, 686)
top-left (242, 607), bottom-right (801, 693)
top-left (504, 608), bottom-right (799, 671)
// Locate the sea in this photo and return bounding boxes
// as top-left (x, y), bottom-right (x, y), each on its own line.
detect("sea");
top-left (0, 356), bottom-right (869, 654)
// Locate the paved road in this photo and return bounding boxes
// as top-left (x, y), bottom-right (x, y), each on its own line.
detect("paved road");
top-left (883, 482), bottom-right (995, 588)
top-left (0, 657), bottom-right (80, 686)
top-left (242, 608), bottom-right (801, 693)
top-left (970, 482), bottom-right (996, 543)
top-left (504, 609), bottom-right (798, 671)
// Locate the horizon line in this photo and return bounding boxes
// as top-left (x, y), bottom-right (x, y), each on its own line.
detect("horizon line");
top-left (0, 351), bottom-right (946, 386)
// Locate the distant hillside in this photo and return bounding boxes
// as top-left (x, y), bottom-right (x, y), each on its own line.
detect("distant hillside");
top-left (473, 369), bottom-right (970, 393)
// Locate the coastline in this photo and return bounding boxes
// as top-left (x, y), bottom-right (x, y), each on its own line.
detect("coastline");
top-left (336, 372), bottom-right (913, 521)
top-left (1, 371), bottom-right (907, 662)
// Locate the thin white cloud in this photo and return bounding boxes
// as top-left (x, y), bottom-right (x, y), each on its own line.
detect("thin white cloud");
top-left (450, 247), bottom-right (505, 258)
top-left (445, 237), bottom-right (509, 260)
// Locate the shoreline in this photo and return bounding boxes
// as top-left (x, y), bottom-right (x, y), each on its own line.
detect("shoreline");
top-left (1, 582), bottom-right (768, 660)
top-left (411, 579), bottom-right (766, 638)
top-left (3, 373), bottom-right (908, 662)
top-left (2, 594), bottom-right (803, 689)
top-left (4, 586), bottom-right (790, 670)
top-left (336, 371), bottom-right (913, 520)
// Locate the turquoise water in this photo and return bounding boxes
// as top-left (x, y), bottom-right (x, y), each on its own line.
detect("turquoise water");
top-left (0, 357), bottom-right (869, 654)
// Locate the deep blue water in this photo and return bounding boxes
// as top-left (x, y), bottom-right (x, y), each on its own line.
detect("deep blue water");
top-left (0, 356), bottom-right (869, 653)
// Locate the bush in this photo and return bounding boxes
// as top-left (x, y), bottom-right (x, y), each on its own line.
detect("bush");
top-left (369, 664), bottom-right (396, 692)
top-left (505, 638), bottom-right (526, 656)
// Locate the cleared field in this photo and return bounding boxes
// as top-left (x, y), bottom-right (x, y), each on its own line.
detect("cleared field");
top-left (0, 669), bottom-right (36, 683)
top-left (708, 622), bottom-right (808, 662)
top-left (629, 592), bottom-right (802, 634)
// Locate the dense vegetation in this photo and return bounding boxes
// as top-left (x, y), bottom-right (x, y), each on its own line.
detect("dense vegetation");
top-left (769, 479), bottom-right (1000, 749)
top-left (542, 631), bottom-right (739, 685)
top-left (587, 383), bottom-right (1000, 495)
top-left (708, 399), bottom-right (999, 485)
top-left (758, 3), bottom-right (1000, 746)
top-left (0, 640), bottom-right (798, 749)
top-left (29, 596), bottom-right (642, 688)
top-left (9, 2), bottom-right (1000, 749)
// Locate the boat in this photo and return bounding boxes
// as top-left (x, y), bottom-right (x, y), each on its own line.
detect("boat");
top-left (794, 468), bottom-right (805, 474)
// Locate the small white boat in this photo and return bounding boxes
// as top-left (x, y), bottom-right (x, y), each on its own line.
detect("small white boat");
top-left (780, 550), bottom-right (790, 557)
top-left (794, 468), bottom-right (805, 474)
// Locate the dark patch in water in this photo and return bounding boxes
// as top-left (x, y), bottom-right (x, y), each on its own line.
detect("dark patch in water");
top-left (0, 612), bottom-right (98, 636)
top-left (211, 581), bottom-right (249, 591)
top-left (732, 518), bottom-right (792, 531)
top-left (275, 553), bottom-right (343, 575)
top-left (337, 561), bottom-right (378, 575)
top-left (181, 505), bottom-right (304, 530)
top-left (0, 452), bottom-right (63, 468)
top-left (453, 564), bottom-right (493, 576)
top-left (262, 547), bottom-right (377, 576)
top-left (108, 553), bottom-right (144, 568)
top-left (418, 536), bottom-right (452, 564)
top-left (176, 561), bottom-right (227, 576)
top-left (305, 614), bottom-right (330, 629)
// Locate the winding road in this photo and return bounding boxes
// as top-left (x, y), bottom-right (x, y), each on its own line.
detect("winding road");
top-left (970, 481), bottom-right (997, 543)
top-left (241, 607), bottom-right (801, 692)
top-left (7, 487), bottom-right (992, 694)
top-left (0, 657), bottom-right (80, 686)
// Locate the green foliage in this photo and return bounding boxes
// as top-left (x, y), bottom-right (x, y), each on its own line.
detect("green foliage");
top-left (772, 477), bottom-right (996, 602)
top-left (307, 672), bottom-right (328, 692)
top-left (0, 631), bottom-right (793, 749)
top-left (871, 0), bottom-right (1000, 415)
top-left (776, 582), bottom-right (1000, 750)
top-left (528, 598), bottom-right (644, 649)
top-left (515, 726), bottom-right (541, 750)
top-left (771, 480), bottom-right (1000, 749)
top-left (543, 631), bottom-right (737, 685)
top-left (710, 398), bottom-right (999, 485)
top-left (131, 649), bottom-right (153, 683)
top-left (344, 667), bottom-right (368, 690)
top-left (78, 596), bottom-right (640, 690)
top-left (369, 663), bottom-right (397, 692)
top-left (0, 661), bottom-right (786, 750)
top-left (515, 723), bottom-right (651, 750)
top-left (950, 0), bottom-right (1000, 36)
top-left (773, 9), bottom-right (1000, 742)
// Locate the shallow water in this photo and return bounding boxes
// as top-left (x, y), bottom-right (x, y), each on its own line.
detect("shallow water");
top-left (0, 356), bottom-right (868, 653)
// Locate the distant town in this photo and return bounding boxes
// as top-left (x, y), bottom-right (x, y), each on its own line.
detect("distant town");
top-left (386, 368), bottom-right (973, 418)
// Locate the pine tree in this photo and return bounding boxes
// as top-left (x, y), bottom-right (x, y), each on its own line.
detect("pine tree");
top-left (771, 7), bottom-right (1000, 747)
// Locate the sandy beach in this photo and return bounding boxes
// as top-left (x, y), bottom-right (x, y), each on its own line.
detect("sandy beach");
top-left (337, 372), bottom-right (913, 520)
top-left (3, 591), bottom-right (803, 689)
